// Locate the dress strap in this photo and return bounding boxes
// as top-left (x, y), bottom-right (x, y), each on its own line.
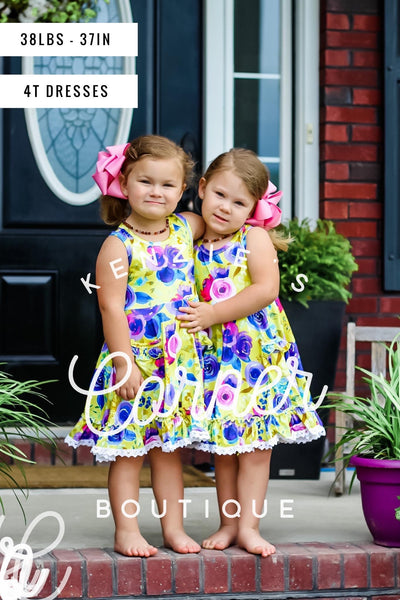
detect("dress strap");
top-left (169, 213), bottom-right (192, 245)
top-left (109, 226), bottom-right (133, 264)
top-left (237, 223), bottom-right (252, 248)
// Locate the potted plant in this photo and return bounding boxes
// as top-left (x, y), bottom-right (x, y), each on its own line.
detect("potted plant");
top-left (0, 368), bottom-right (56, 514)
top-left (277, 218), bottom-right (358, 403)
top-left (269, 218), bottom-right (358, 479)
top-left (328, 334), bottom-right (400, 547)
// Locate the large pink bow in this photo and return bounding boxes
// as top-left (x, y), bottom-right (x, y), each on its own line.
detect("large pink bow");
top-left (246, 180), bottom-right (282, 230)
top-left (92, 143), bottom-right (130, 199)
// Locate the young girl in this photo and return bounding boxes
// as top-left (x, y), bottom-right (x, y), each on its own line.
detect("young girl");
top-left (66, 135), bottom-right (210, 557)
top-left (178, 148), bottom-right (325, 557)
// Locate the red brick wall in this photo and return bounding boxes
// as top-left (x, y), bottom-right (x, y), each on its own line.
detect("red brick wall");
top-left (320, 0), bottom-right (400, 390)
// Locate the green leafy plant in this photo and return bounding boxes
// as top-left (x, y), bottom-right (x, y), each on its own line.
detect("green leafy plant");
top-left (327, 335), bottom-right (400, 486)
top-left (0, 368), bottom-right (56, 513)
top-left (396, 497), bottom-right (400, 521)
top-left (277, 218), bottom-right (358, 307)
top-left (0, 0), bottom-right (108, 23)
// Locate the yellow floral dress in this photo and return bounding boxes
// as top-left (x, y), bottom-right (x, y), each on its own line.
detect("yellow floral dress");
top-left (66, 214), bottom-right (210, 461)
top-left (194, 225), bottom-right (326, 454)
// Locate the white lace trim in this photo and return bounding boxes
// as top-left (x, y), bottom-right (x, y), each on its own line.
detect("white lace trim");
top-left (64, 433), bottom-right (208, 462)
top-left (65, 425), bottom-right (326, 459)
top-left (65, 436), bottom-right (93, 449)
top-left (193, 426), bottom-right (326, 455)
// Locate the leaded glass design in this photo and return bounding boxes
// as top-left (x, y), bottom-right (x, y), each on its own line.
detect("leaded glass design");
top-left (34, 57), bottom-right (124, 195)
top-left (24, 0), bottom-right (134, 205)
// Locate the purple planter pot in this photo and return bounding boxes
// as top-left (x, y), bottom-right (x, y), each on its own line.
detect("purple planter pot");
top-left (351, 455), bottom-right (400, 547)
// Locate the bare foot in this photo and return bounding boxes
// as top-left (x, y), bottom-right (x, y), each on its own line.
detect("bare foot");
top-left (164, 530), bottom-right (201, 553)
top-left (202, 524), bottom-right (238, 550)
top-left (237, 528), bottom-right (276, 557)
top-left (114, 529), bottom-right (158, 557)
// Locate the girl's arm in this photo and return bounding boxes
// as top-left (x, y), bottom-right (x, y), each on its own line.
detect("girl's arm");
top-left (178, 227), bottom-right (280, 333)
top-left (96, 236), bottom-right (143, 399)
top-left (180, 211), bottom-right (205, 240)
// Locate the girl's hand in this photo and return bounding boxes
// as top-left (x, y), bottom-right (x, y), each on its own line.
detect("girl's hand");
top-left (115, 361), bottom-right (144, 400)
top-left (177, 300), bottom-right (216, 333)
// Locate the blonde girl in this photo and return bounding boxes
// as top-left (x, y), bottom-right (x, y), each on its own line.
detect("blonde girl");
top-left (178, 149), bottom-right (325, 556)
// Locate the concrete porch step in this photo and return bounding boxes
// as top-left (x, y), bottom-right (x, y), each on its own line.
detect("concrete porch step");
top-left (2, 467), bottom-right (396, 599)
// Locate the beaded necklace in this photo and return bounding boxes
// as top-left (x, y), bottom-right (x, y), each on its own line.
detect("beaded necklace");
top-left (202, 232), bottom-right (233, 244)
top-left (123, 218), bottom-right (169, 236)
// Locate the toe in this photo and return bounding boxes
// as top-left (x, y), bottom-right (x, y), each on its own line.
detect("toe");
top-left (213, 541), bottom-right (225, 550)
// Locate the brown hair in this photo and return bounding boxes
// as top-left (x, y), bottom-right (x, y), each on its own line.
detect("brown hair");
top-left (203, 148), bottom-right (269, 201)
top-left (203, 148), bottom-right (291, 251)
top-left (100, 135), bottom-right (195, 226)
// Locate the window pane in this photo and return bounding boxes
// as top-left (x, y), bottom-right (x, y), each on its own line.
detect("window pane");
top-left (264, 162), bottom-right (280, 190)
top-left (234, 0), bottom-right (280, 74)
top-left (234, 78), bottom-right (280, 157)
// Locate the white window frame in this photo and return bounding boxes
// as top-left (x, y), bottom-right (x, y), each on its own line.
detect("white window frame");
top-left (294, 0), bottom-right (320, 222)
top-left (204, 0), bottom-right (319, 221)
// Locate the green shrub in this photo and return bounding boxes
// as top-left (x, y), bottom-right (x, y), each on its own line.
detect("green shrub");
top-left (278, 218), bottom-right (358, 307)
top-left (0, 0), bottom-right (108, 23)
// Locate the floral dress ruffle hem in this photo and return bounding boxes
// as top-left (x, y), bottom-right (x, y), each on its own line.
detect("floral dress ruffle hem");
top-left (193, 225), bottom-right (326, 455)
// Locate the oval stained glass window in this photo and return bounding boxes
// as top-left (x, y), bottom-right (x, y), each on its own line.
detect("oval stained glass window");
top-left (22, 0), bottom-right (134, 206)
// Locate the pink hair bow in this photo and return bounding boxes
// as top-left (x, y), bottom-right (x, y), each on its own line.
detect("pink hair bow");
top-left (92, 143), bottom-right (130, 199)
top-left (246, 181), bottom-right (282, 230)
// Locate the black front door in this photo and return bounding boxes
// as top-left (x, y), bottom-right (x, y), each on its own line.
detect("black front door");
top-left (0, 0), bottom-right (202, 423)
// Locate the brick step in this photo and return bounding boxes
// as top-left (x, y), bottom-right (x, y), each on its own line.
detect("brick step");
top-left (33, 542), bottom-right (399, 599)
